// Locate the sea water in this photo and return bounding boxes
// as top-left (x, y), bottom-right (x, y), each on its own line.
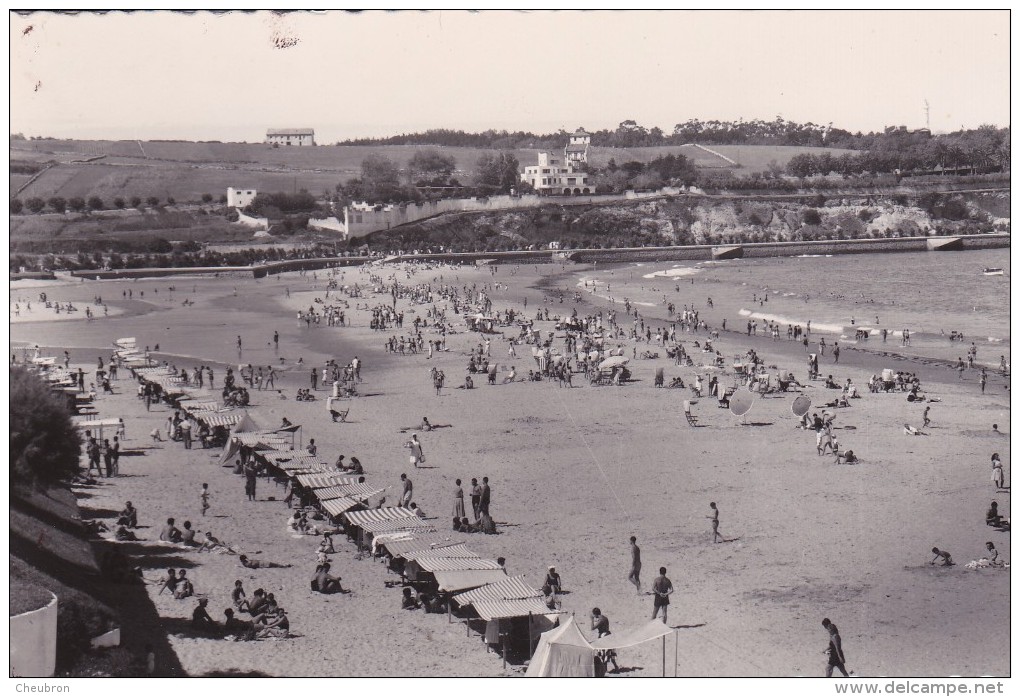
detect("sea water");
top-left (640, 248), bottom-right (1010, 351)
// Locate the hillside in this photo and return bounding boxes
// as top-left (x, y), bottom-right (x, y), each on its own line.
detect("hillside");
top-left (11, 138), bottom-right (852, 202)
top-left (358, 190), bottom-right (1010, 252)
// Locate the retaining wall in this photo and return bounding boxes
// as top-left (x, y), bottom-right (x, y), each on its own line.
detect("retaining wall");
top-left (9, 593), bottom-right (58, 677)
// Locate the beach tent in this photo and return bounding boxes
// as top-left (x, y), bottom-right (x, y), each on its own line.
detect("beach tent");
top-left (401, 543), bottom-right (477, 561)
top-left (590, 620), bottom-right (675, 677)
top-left (525, 616), bottom-right (594, 677)
top-left (296, 473), bottom-right (359, 489)
top-left (377, 534), bottom-right (459, 558)
top-left (590, 620), bottom-right (673, 650)
top-left (453, 575), bottom-right (541, 607)
top-left (320, 496), bottom-right (366, 518)
top-left (432, 569), bottom-right (508, 593)
top-left (405, 555), bottom-right (500, 583)
top-left (75, 417), bottom-right (126, 441)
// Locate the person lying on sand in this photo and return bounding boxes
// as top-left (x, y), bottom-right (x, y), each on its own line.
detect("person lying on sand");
top-left (199, 531), bottom-right (238, 554)
top-left (240, 554), bottom-right (292, 569)
top-left (930, 547), bottom-right (954, 566)
top-left (834, 449), bottom-right (858, 465)
top-left (903, 424), bottom-right (927, 436)
top-left (115, 525), bottom-right (139, 541)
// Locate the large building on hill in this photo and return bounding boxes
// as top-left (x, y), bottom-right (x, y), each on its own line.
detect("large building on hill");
top-left (564, 128), bottom-right (591, 167)
top-left (520, 128), bottom-right (593, 194)
top-left (265, 128), bottom-right (315, 146)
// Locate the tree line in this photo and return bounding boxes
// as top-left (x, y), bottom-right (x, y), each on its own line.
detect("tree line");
top-left (339, 119), bottom-right (1009, 155)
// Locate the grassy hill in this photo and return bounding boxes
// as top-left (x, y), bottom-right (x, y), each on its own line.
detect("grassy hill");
top-left (12, 138), bottom-right (854, 203)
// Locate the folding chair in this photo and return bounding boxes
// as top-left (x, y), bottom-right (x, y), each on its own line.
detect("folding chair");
top-left (683, 400), bottom-right (699, 426)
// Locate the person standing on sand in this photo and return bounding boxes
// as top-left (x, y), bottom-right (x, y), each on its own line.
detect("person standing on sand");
top-left (480, 476), bottom-right (491, 517)
top-left (406, 434), bottom-right (424, 468)
top-left (833, 344), bottom-right (840, 364)
top-left (822, 618), bottom-right (849, 677)
top-left (453, 479), bottom-right (466, 519)
top-left (651, 567), bottom-right (674, 623)
top-left (311, 368), bottom-right (318, 391)
top-left (273, 331), bottom-right (279, 350)
top-left (399, 473), bottom-right (413, 508)
top-left (628, 536), bottom-right (641, 593)
top-left (980, 369), bottom-right (987, 393)
top-left (923, 406), bottom-right (931, 429)
top-left (708, 502), bottom-right (722, 543)
top-left (991, 453), bottom-right (1005, 490)
top-left (237, 335), bottom-right (242, 352)
top-left (470, 478), bottom-right (482, 521)
top-left (200, 483), bottom-right (211, 516)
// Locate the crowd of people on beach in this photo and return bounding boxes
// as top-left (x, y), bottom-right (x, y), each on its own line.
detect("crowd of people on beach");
top-left (31, 255), bottom-right (1007, 677)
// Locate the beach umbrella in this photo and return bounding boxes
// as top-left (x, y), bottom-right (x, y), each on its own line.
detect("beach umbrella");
top-left (792, 396), bottom-right (812, 417)
top-left (599, 356), bottom-right (629, 370)
top-left (729, 391), bottom-right (754, 417)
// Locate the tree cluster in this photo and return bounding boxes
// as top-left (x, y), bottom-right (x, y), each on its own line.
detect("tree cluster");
top-left (10, 366), bottom-right (82, 488)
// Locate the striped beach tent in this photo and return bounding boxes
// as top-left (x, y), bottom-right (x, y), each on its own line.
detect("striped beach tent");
top-left (320, 496), bottom-right (364, 517)
top-left (453, 575), bottom-right (541, 606)
top-left (409, 557), bottom-right (501, 573)
top-left (381, 535), bottom-right (460, 558)
top-left (472, 598), bottom-right (556, 621)
top-left (295, 474), bottom-right (359, 489)
top-left (314, 485), bottom-right (384, 502)
top-left (199, 413), bottom-right (243, 428)
top-left (401, 543), bottom-right (478, 561)
top-left (432, 569), bottom-right (508, 593)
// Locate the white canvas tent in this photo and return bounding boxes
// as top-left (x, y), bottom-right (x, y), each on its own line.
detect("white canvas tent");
top-left (525, 616), bottom-right (594, 677)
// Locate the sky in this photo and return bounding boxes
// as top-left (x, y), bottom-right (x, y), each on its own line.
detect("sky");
top-left (8, 10), bottom-right (1012, 142)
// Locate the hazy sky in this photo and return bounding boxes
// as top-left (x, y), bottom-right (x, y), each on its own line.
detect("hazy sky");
top-left (9, 10), bottom-right (1011, 142)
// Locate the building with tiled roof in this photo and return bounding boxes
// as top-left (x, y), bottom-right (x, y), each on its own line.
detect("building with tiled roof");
top-left (265, 128), bottom-right (315, 146)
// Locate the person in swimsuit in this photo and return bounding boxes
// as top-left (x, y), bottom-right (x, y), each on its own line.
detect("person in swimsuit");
top-left (628, 536), bottom-right (641, 593)
top-left (651, 567), bottom-right (674, 623)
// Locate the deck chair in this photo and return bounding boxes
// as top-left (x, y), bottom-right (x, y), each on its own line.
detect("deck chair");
top-left (683, 400), bottom-right (699, 426)
top-left (331, 406), bottom-right (350, 423)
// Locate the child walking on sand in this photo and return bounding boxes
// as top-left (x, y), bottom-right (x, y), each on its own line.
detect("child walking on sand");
top-left (201, 483), bottom-right (211, 516)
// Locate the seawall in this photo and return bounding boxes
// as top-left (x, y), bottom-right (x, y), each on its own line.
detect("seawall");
top-left (57, 234), bottom-right (1009, 280)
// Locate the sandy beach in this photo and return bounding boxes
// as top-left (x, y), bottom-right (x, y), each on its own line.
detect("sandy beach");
top-left (10, 256), bottom-right (1010, 677)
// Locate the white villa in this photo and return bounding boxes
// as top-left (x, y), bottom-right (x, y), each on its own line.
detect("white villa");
top-left (520, 128), bottom-right (594, 194)
top-left (265, 128), bottom-right (315, 146)
top-left (227, 187), bottom-right (257, 208)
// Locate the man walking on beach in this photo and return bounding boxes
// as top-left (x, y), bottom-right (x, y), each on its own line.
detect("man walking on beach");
top-left (833, 343), bottom-right (840, 364)
top-left (651, 567), bottom-right (674, 623)
top-left (406, 434), bottom-right (424, 468)
top-left (628, 536), bottom-right (642, 593)
top-left (822, 618), bottom-right (849, 677)
top-left (236, 335), bottom-right (243, 353)
top-left (708, 502), bottom-right (722, 543)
